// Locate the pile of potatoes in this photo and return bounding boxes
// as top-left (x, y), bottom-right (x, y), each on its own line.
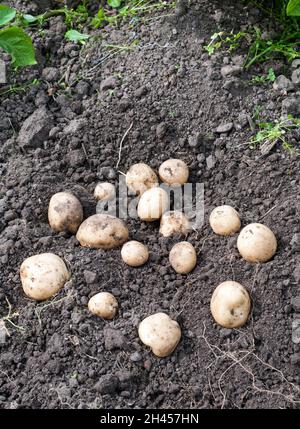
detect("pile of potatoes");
top-left (19, 159), bottom-right (278, 358)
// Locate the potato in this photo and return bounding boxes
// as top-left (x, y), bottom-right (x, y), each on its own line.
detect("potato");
top-left (88, 292), bottom-right (118, 319)
top-left (94, 182), bottom-right (116, 201)
top-left (121, 241), bottom-right (149, 267)
top-left (48, 192), bottom-right (83, 234)
top-left (20, 253), bottom-right (70, 301)
top-left (209, 205), bottom-right (241, 236)
top-left (76, 214), bottom-right (129, 249)
top-left (210, 281), bottom-right (251, 328)
top-left (126, 163), bottom-right (158, 195)
top-left (159, 159), bottom-right (189, 185)
top-left (138, 313), bottom-right (181, 357)
top-left (160, 211), bottom-right (190, 237)
top-left (137, 187), bottom-right (169, 221)
top-left (169, 241), bottom-right (197, 274)
top-left (237, 223), bottom-right (277, 263)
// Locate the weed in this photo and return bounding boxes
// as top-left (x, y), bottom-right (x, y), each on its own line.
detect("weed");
top-left (250, 66), bottom-right (276, 83)
top-left (0, 78), bottom-right (40, 96)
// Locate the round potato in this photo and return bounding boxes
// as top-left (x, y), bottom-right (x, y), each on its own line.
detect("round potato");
top-left (20, 253), bottom-right (70, 301)
top-left (237, 223), bottom-right (277, 263)
top-left (48, 192), bottom-right (83, 234)
top-left (137, 187), bottom-right (169, 221)
top-left (94, 182), bottom-right (116, 201)
top-left (160, 211), bottom-right (190, 237)
top-left (76, 214), bottom-right (129, 249)
top-left (169, 241), bottom-right (197, 274)
top-left (209, 205), bottom-right (241, 236)
top-left (159, 159), bottom-right (189, 185)
top-left (88, 292), bottom-right (118, 319)
top-left (138, 313), bottom-right (181, 357)
top-left (126, 163), bottom-right (158, 195)
top-left (210, 281), bottom-right (251, 328)
top-left (121, 241), bottom-right (149, 267)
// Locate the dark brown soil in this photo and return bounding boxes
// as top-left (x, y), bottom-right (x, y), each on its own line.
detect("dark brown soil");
top-left (0, 0), bottom-right (300, 409)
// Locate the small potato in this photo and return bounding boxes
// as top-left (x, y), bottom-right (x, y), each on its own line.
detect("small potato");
top-left (126, 163), bottom-right (158, 195)
top-left (169, 241), bottom-right (197, 274)
top-left (159, 211), bottom-right (190, 237)
top-left (210, 281), bottom-right (251, 328)
top-left (159, 159), bottom-right (189, 185)
top-left (209, 205), bottom-right (241, 236)
top-left (138, 313), bottom-right (181, 357)
top-left (137, 187), bottom-right (169, 221)
top-left (94, 182), bottom-right (116, 201)
top-left (237, 223), bottom-right (277, 263)
top-left (76, 214), bottom-right (129, 249)
top-left (121, 241), bottom-right (149, 267)
top-left (88, 292), bottom-right (118, 319)
top-left (20, 253), bottom-right (70, 301)
top-left (48, 192), bottom-right (83, 234)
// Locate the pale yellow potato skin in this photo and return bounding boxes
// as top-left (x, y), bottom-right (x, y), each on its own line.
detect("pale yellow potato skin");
top-left (159, 159), bottom-right (189, 185)
top-left (137, 187), bottom-right (169, 221)
top-left (48, 192), bottom-right (83, 234)
top-left (76, 214), bottom-right (129, 249)
top-left (159, 211), bottom-right (190, 237)
top-left (138, 313), bottom-right (181, 357)
top-left (20, 253), bottom-right (70, 301)
top-left (169, 241), bottom-right (197, 274)
top-left (88, 292), bottom-right (118, 319)
top-left (237, 223), bottom-right (277, 263)
top-left (121, 241), bottom-right (149, 267)
top-left (209, 205), bottom-right (241, 236)
top-left (126, 163), bottom-right (158, 195)
top-left (210, 281), bottom-right (251, 328)
top-left (94, 182), bottom-right (116, 201)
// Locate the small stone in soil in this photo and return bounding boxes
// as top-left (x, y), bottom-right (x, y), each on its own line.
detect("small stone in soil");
top-left (104, 328), bottom-right (126, 351)
top-left (291, 296), bottom-right (300, 312)
top-left (84, 271), bottom-right (97, 284)
top-left (130, 351), bottom-right (142, 362)
top-left (100, 76), bottom-right (117, 91)
top-left (292, 319), bottom-right (300, 344)
top-left (291, 69), bottom-right (300, 85)
top-left (215, 122), bottom-right (233, 134)
top-left (94, 374), bottom-right (119, 395)
top-left (220, 65), bottom-right (242, 78)
top-left (273, 75), bottom-right (294, 92)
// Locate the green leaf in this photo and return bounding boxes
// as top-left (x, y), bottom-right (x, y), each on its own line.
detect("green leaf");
top-left (108, 0), bottom-right (122, 8)
top-left (287, 0), bottom-right (300, 16)
top-left (65, 29), bottom-right (90, 42)
top-left (0, 5), bottom-right (16, 26)
top-left (23, 14), bottom-right (39, 24)
top-left (0, 26), bottom-right (36, 67)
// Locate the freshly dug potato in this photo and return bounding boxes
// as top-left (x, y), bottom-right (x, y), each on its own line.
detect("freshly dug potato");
top-left (169, 241), bottom-right (197, 274)
top-left (138, 313), bottom-right (181, 357)
top-left (121, 241), bottom-right (149, 267)
top-left (237, 223), bottom-right (277, 263)
top-left (76, 214), bottom-right (129, 249)
top-left (210, 281), bottom-right (251, 328)
top-left (88, 292), bottom-right (118, 319)
top-left (159, 211), bottom-right (190, 237)
top-left (209, 205), bottom-right (241, 236)
top-left (20, 253), bottom-right (70, 301)
top-left (94, 182), bottom-right (116, 201)
top-left (48, 192), bottom-right (83, 234)
top-left (159, 159), bottom-right (189, 185)
top-left (126, 163), bottom-right (158, 195)
top-left (137, 187), bottom-right (169, 221)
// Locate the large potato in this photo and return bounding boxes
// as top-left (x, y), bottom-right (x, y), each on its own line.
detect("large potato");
top-left (210, 281), bottom-right (251, 328)
top-left (159, 159), bottom-right (189, 185)
top-left (138, 313), bottom-right (181, 357)
top-left (159, 211), bottom-right (190, 237)
top-left (209, 205), bottom-right (241, 236)
top-left (88, 292), bottom-right (118, 319)
top-left (48, 192), bottom-right (83, 234)
top-left (76, 214), bottom-right (129, 249)
top-left (121, 241), bottom-right (149, 267)
top-left (169, 241), bottom-right (197, 274)
top-left (237, 223), bottom-right (277, 263)
top-left (20, 253), bottom-right (70, 301)
top-left (126, 163), bottom-right (158, 195)
top-left (94, 182), bottom-right (116, 201)
top-left (137, 187), bottom-right (169, 221)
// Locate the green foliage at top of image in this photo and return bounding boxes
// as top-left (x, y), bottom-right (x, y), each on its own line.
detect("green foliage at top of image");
top-left (286, 0), bottom-right (300, 16)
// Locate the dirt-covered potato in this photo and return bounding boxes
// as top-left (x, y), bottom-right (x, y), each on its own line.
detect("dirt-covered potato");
top-left (94, 182), bottom-right (116, 201)
top-left (88, 292), bottom-right (118, 319)
top-left (138, 313), bottom-right (181, 357)
top-left (20, 253), bottom-right (70, 301)
top-left (76, 214), bottom-right (129, 249)
top-left (210, 281), bottom-right (251, 328)
top-left (121, 241), bottom-right (149, 267)
top-left (159, 211), bottom-right (190, 237)
top-left (237, 223), bottom-right (277, 263)
top-left (209, 205), bottom-right (241, 236)
top-left (159, 159), bottom-right (189, 185)
top-left (169, 241), bottom-right (197, 274)
top-left (137, 187), bottom-right (169, 221)
top-left (126, 163), bottom-right (158, 195)
top-left (48, 192), bottom-right (83, 234)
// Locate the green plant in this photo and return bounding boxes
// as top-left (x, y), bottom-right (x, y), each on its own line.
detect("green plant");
top-left (204, 31), bottom-right (247, 55)
top-left (250, 67), bottom-right (276, 83)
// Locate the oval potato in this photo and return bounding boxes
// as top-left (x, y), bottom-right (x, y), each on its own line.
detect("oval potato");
top-left (209, 205), bottom-right (241, 236)
top-left (137, 187), bottom-right (169, 221)
top-left (88, 292), bottom-right (118, 319)
top-left (48, 192), bottom-right (83, 234)
top-left (237, 223), bottom-right (277, 263)
top-left (159, 211), bottom-right (190, 237)
top-left (94, 182), bottom-right (116, 201)
top-left (121, 241), bottom-right (149, 267)
top-left (169, 241), bottom-right (197, 274)
top-left (126, 163), bottom-right (158, 195)
top-left (159, 159), bottom-right (189, 185)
